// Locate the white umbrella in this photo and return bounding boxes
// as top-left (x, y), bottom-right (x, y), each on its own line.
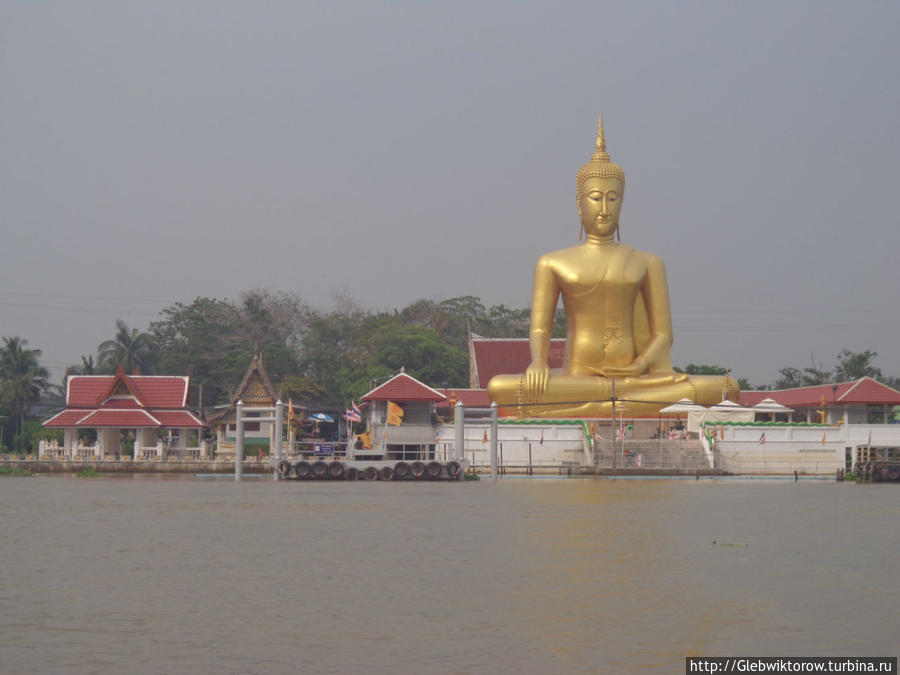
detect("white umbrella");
top-left (751, 398), bottom-right (793, 413)
top-left (659, 398), bottom-right (707, 413)
top-left (708, 399), bottom-right (755, 412)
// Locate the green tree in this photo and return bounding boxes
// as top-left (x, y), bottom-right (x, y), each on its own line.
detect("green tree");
top-left (97, 319), bottom-right (156, 374)
top-left (67, 355), bottom-right (96, 376)
top-left (774, 364), bottom-right (831, 388)
top-left (835, 349), bottom-right (881, 381)
top-left (675, 364), bottom-right (730, 376)
top-left (367, 323), bottom-right (468, 389)
top-left (0, 336), bottom-right (50, 436)
top-left (151, 297), bottom-right (247, 406)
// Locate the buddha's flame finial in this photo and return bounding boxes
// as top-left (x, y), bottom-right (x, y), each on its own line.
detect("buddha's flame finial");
top-left (594, 113), bottom-right (611, 162)
top-left (596, 113), bottom-right (606, 153)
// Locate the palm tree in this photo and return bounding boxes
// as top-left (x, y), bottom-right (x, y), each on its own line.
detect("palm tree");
top-left (0, 336), bottom-right (50, 435)
top-left (97, 320), bottom-right (155, 374)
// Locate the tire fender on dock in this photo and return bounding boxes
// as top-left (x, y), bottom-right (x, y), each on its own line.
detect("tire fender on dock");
top-left (410, 461), bottom-right (426, 480)
top-left (445, 461), bottom-right (461, 479)
top-left (294, 461), bottom-right (312, 479)
top-left (425, 461), bottom-right (442, 479)
top-left (379, 466), bottom-right (395, 481)
top-left (312, 461), bottom-right (328, 478)
top-left (394, 462), bottom-right (411, 479)
top-left (361, 466), bottom-right (378, 481)
top-left (276, 460), bottom-right (292, 477)
top-left (327, 462), bottom-right (344, 479)
top-left (345, 467), bottom-right (360, 481)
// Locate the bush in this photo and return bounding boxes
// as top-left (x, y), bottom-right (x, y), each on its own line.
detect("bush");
top-left (10, 421), bottom-right (60, 455)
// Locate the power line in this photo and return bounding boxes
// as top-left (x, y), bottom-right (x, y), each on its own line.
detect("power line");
top-left (0, 290), bottom-right (170, 303)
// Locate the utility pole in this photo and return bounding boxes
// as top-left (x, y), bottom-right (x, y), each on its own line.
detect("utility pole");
top-left (610, 379), bottom-right (617, 475)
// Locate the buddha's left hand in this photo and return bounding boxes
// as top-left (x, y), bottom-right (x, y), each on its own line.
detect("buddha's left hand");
top-left (597, 358), bottom-right (648, 378)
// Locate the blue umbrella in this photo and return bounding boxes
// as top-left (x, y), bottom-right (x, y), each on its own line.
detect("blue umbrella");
top-left (307, 413), bottom-right (334, 423)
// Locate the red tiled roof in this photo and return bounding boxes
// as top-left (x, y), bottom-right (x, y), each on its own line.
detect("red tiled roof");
top-left (43, 409), bottom-right (92, 427)
top-left (739, 377), bottom-right (900, 408)
top-left (127, 377), bottom-right (189, 407)
top-left (362, 373), bottom-right (447, 402)
top-left (436, 389), bottom-right (492, 409)
top-left (45, 374), bottom-right (203, 429)
top-left (99, 398), bottom-right (141, 409)
top-left (67, 375), bottom-right (188, 408)
top-left (76, 409), bottom-right (162, 427)
top-left (471, 338), bottom-right (565, 387)
top-left (147, 411), bottom-right (206, 428)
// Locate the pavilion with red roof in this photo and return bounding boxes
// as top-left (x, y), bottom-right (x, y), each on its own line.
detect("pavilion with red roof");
top-left (41, 368), bottom-right (206, 460)
top-left (739, 377), bottom-right (900, 425)
top-left (359, 370), bottom-right (447, 459)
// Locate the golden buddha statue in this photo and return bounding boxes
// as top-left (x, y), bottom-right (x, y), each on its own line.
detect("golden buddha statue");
top-left (487, 115), bottom-right (738, 417)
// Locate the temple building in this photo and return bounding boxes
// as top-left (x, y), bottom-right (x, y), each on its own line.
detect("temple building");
top-left (41, 368), bottom-right (206, 459)
top-left (206, 355), bottom-right (305, 459)
top-left (468, 333), bottom-right (565, 390)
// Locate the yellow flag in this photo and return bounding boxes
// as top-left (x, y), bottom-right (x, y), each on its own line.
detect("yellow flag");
top-left (288, 398), bottom-right (294, 423)
top-left (482, 430), bottom-right (488, 444)
top-left (822, 431), bottom-right (827, 446)
top-left (719, 425), bottom-right (724, 440)
top-left (356, 431), bottom-right (371, 449)
top-left (387, 401), bottom-right (404, 426)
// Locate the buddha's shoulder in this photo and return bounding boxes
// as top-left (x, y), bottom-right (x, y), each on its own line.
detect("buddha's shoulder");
top-left (536, 245), bottom-right (583, 266)
top-left (537, 244), bottom-right (664, 266)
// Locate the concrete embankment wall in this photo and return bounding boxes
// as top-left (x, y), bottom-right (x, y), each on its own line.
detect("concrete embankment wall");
top-left (1, 460), bottom-right (268, 474)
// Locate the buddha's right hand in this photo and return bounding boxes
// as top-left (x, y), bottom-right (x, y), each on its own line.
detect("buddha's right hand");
top-left (524, 362), bottom-right (550, 401)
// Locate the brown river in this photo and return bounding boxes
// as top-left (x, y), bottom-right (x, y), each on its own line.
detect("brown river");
top-left (1, 475), bottom-right (897, 674)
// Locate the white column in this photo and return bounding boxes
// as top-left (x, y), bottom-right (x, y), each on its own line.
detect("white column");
top-left (64, 429), bottom-right (76, 457)
top-left (235, 400), bottom-right (244, 481)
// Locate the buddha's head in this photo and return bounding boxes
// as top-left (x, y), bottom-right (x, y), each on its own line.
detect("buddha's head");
top-left (579, 176), bottom-right (622, 241)
top-left (576, 114), bottom-right (625, 240)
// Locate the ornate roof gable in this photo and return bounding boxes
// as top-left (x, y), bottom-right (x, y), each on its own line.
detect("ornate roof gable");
top-left (98, 366), bottom-right (144, 406)
top-left (231, 354), bottom-right (277, 406)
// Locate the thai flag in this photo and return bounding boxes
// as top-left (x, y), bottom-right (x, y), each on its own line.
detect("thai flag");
top-left (345, 401), bottom-right (362, 423)
top-left (759, 432), bottom-right (766, 444)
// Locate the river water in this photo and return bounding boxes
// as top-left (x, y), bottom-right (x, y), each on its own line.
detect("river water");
top-left (1, 475), bottom-right (897, 674)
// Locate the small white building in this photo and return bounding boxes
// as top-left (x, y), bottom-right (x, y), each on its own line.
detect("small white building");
top-left (359, 372), bottom-right (446, 461)
top-left (42, 368), bottom-right (206, 459)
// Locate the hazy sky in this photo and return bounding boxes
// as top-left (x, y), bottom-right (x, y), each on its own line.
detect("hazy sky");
top-left (2, 1), bottom-right (898, 388)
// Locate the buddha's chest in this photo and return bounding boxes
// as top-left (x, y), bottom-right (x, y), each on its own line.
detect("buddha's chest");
top-left (556, 250), bottom-right (646, 299)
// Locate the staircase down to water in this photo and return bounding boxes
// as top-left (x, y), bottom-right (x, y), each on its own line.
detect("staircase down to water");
top-left (591, 439), bottom-right (709, 471)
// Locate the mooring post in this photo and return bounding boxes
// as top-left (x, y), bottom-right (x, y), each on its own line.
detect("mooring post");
top-left (490, 401), bottom-right (499, 482)
top-left (274, 399), bottom-right (284, 480)
top-left (235, 400), bottom-right (244, 482)
top-left (455, 401), bottom-right (465, 479)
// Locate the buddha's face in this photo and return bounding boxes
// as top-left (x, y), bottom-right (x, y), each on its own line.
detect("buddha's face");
top-left (579, 176), bottom-right (623, 239)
